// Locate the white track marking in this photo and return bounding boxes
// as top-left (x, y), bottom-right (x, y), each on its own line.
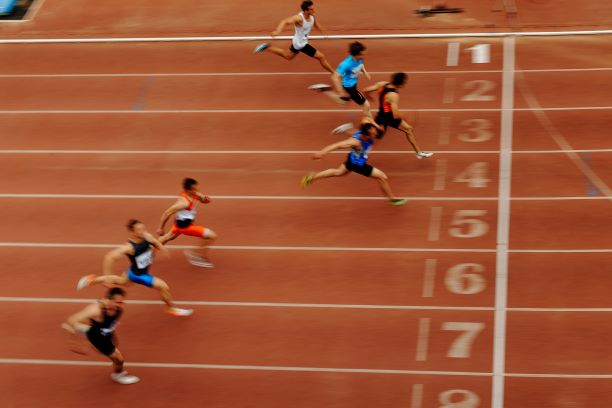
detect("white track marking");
top-left (433, 159), bottom-right (448, 191)
top-left (491, 35), bottom-right (515, 408)
top-left (428, 207), bottom-right (444, 241)
top-left (0, 107), bottom-right (610, 114)
top-left (443, 78), bottom-right (456, 104)
top-left (4, 297), bottom-right (612, 312)
top-left (415, 318), bottom-right (431, 361)
top-left (446, 43), bottom-right (460, 66)
top-left (0, 29), bottom-right (611, 44)
top-left (3, 148), bottom-right (612, 155)
top-left (422, 259), bottom-right (437, 298)
top-left (1, 357), bottom-right (611, 378)
top-left (411, 384), bottom-right (425, 408)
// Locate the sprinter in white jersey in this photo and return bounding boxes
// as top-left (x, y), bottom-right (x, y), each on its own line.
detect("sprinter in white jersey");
top-left (253, 1), bottom-right (336, 76)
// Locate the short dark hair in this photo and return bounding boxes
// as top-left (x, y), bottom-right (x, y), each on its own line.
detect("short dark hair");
top-left (301, 0), bottom-right (313, 11)
top-left (391, 72), bottom-right (407, 86)
top-left (349, 42), bottom-right (366, 57)
top-left (183, 177), bottom-right (198, 191)
top-left (359, 123), bottom-right (376, 136)
top-left (107, 287), bottom-right (126, 299)
top-left (126, 219), bottom-right (142, 231)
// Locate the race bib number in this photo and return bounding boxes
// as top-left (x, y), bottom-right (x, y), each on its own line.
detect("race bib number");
top-left (135, 249), bottom-right (153, 269)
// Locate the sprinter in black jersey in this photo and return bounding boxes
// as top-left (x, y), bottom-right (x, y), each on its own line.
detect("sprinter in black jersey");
top-left (62, 287), bottom-right (139, 384)
top-left (76, 219), bottom-right (193, 317)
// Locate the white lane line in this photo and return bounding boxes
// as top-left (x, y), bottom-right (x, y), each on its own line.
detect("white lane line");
top-left (443, 78), bottom-right (456, 104)
top-left (0, 242), bottom-right (496, 252)
top-left (3, 148), bottom-right (612, 155)
top-left (0, 358), bottom-right (490, 376)
top-left (492, 35), bottom-right (515, 408)
top-left (0, 107), bottom-right (610, 114)
top-left (4, 297), bottom-right (612, 312)
top-left (433, 159), bottom-right (448, 191)
top-left (0, 297), bottom-right (494, 311)
top-left (0, 68), bottom-right (610, 78)
top-left (0, 29), bottom-right (610, 43)
top-left (0, 242), bottom-right (610, 253)
top-left (1, 357), bottom-right (610, 378)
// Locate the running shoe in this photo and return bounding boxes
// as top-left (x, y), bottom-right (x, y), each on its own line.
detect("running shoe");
top-left (331, 122), bottom-right (354, 135)
top-left (184, 251), bottom-right (214, 268)
top-left (253, 43), bottom-right (269, 53)
top-left (416, 151), bottom-right (434, 159)
top-left (111, 371), bottom-right (140, 385)
top-left (301, 173), bottom-right (314, 189)
top-left (389, 198), bottom-right (408, 206)
top-left (166, 307), bottom-right (194, 317)
top-left (76, 274), bottom-right (96, 291)
top-left (308, 83), bottom-right (332, 92)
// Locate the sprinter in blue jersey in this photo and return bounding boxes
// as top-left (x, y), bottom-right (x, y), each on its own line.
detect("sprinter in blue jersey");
top-left (301, 122), bottom-right (407, 206)
top-left (309, 42), bottom-right (371, 114)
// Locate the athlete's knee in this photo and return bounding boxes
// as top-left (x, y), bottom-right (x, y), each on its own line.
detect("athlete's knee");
top-left (205, 229), bottom-right (217, 240)
top-left (315, 51), bottom-right (325, 60)
top-left (155, 279), bottom-right (170, 292)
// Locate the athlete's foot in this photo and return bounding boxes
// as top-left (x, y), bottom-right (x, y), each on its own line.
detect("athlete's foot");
top-left (331, 122), bottom-right (354, 135)
top-left (389, 198), bottom-right (408, 206)
top-left (301, 173), bottom-right (314, 189)
top-left (416, 151), bottom-right (434, 159)
top-left (308, 83), bottom-right (332, 92)
top-left (76, 274), bottom-right (96, 291)
top-left (111, 371), bottom-right (140, 385)
top-left (253, 43), bottom-right (269, 54)
top-left (166, 307), bottom-right (194, 317)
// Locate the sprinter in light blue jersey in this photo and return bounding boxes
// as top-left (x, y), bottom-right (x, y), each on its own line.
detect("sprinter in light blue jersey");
top-left (308, 42), bottom-right (372, 114)
top-left (301, 122), bottom-right (407, 206)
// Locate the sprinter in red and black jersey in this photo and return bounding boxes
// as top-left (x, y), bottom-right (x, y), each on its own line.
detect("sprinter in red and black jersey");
top-left (157, 178), bottom-right (217, 268)
top-left (362, 72), bottom-right (433, 159)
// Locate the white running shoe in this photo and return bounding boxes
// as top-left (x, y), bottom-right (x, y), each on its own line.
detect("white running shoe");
top-left (166, 307), bottom-right (194, 317)
top-left (416, 151), bottom-right (434, 159)
top-left (184, 251), bottom-right (214, 268)
top-left (76, 274), bottom-right (95, 291)
top-left (308, 83), bottom-right (332, 92)
top-left (331, 123), bottom-right (354, 135)
top-left (111, 371), bottom-right (140, 385)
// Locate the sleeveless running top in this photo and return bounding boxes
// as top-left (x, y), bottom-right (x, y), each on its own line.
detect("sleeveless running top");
top-left (127, 239), bottom-right (152, 276)
top-left (175, 191), bottom-right (198, 228)
top-left (89, 302), bottom-right (122, 336)
top-left (347, 131), bottom-right (373, 166)
top-left (378, 83), bottom-right (398, 116)
top-left (293, 12), bottom-right (314, 49)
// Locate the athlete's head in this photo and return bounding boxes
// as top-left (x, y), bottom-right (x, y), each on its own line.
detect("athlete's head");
top-left (105, 287), bottom-right (126, 309)
top-left (182, 177), bottom-right (199, 193)
top-left (359, 123), bottom-right (378, 139)
top-left (391, 72), bottom-right (407, 88)
top-left (301, 0), bottom-right (314, 14)
top-left (349, 42), bottom-right (367, 58)
top-left (126, 219), bottom-right (146, 238)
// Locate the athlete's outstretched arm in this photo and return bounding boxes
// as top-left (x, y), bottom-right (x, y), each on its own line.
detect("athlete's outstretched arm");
top-left (157, 198), bottom-right (189, 235)
top-left (361, 64), bottom-right (371, 80)
top-left (143, 232), bottom-right (169, 257)
top-left (313, 137), bottom-right (361, 159)
top-left (313, 19), bottom-right (326, 35)
top-left (362, 80), bottom-right (387, 94)
top-left (62, 304), bottom-right (100, 334)
top-left (103, 245), bottom-right (132, 276)
top-left (194, 192), bottom-right (211, 204)
top-left (271, 15), bottom-right (301, 36)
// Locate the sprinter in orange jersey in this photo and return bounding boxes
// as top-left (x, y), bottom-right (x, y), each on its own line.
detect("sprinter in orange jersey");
top-left (157, 178), bottom-right (217, 268)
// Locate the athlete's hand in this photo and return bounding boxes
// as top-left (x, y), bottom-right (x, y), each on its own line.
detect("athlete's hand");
top-left (364, 72), bottom-right (372, 80)
top-left (271, 30), bottom-right (281, 36)
top-left (156, 228), bottom-right (164, 236)
top-left (312, 152), bottom-right (323, 160)
top-left (201, 195), bottom-right (211, 204)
